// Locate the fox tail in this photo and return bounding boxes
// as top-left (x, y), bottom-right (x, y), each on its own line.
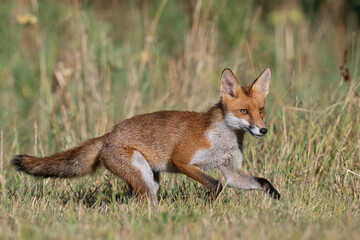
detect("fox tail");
top-left (12, 133), bottom-right (109, 178)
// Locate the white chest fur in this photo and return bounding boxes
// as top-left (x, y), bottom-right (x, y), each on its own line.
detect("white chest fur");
top-left (190, 121), bottom-right (243, 172)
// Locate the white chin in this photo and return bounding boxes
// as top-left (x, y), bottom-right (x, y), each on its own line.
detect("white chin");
top-left (250, 132), bottom-right (264, 138)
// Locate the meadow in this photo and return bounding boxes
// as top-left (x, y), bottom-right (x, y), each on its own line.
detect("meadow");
top-left (0, 0), bottom-right (359, 239)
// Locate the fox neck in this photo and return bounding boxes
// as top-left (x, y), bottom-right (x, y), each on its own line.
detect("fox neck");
top-left (205, 101), bottom-right (246, 150)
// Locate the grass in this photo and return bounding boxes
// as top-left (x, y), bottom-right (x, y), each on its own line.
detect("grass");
top-left (0, 0), bottom-right (360, 239)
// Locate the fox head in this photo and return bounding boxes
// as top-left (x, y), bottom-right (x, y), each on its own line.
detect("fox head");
top-left (220, 68), bottom-right (271, 138)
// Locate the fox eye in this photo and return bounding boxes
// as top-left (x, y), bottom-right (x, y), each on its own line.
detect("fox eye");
top-left (260, 108), bottom-right (264, 113)
top-left (240, 109), bottom-right (248, 114)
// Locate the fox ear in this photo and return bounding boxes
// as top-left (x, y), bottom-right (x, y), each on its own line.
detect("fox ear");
top-left (251, 68), bottom-right (271, 97)
top-left (221, 69), bottom-right (241, 98)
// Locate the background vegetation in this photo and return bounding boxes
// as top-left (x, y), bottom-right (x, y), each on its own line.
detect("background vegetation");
top-left (0, 0), bottom-right (359, 239)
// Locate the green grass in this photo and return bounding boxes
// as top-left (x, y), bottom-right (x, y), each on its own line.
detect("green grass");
top-left (0, 0), bottom-right (360, 239)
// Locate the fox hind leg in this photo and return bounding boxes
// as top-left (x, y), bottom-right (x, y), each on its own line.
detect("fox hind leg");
top-left (127, 171), bottom-right (159, 197)
top-left (131, 151), bottom-right (159, 200)
top-left (100, 148), bottom-right (159, 205)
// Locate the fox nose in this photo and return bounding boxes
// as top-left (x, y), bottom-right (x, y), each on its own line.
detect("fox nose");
top-left (260, 128), bottom-right (268, 135)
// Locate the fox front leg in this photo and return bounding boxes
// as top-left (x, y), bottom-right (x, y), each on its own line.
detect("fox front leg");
top-left (219, 164), bottom-right (280, 199)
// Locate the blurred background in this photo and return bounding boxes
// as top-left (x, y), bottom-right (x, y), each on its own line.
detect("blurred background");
top-left (0, 0), bottom-right (359, 163)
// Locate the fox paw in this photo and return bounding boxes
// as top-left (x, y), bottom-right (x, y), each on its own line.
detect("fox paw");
top-left (256, 177), bottom-right (281, 199)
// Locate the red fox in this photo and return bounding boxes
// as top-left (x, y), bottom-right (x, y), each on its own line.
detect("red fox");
top-left (12, 68), bottom-right (280, 205)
